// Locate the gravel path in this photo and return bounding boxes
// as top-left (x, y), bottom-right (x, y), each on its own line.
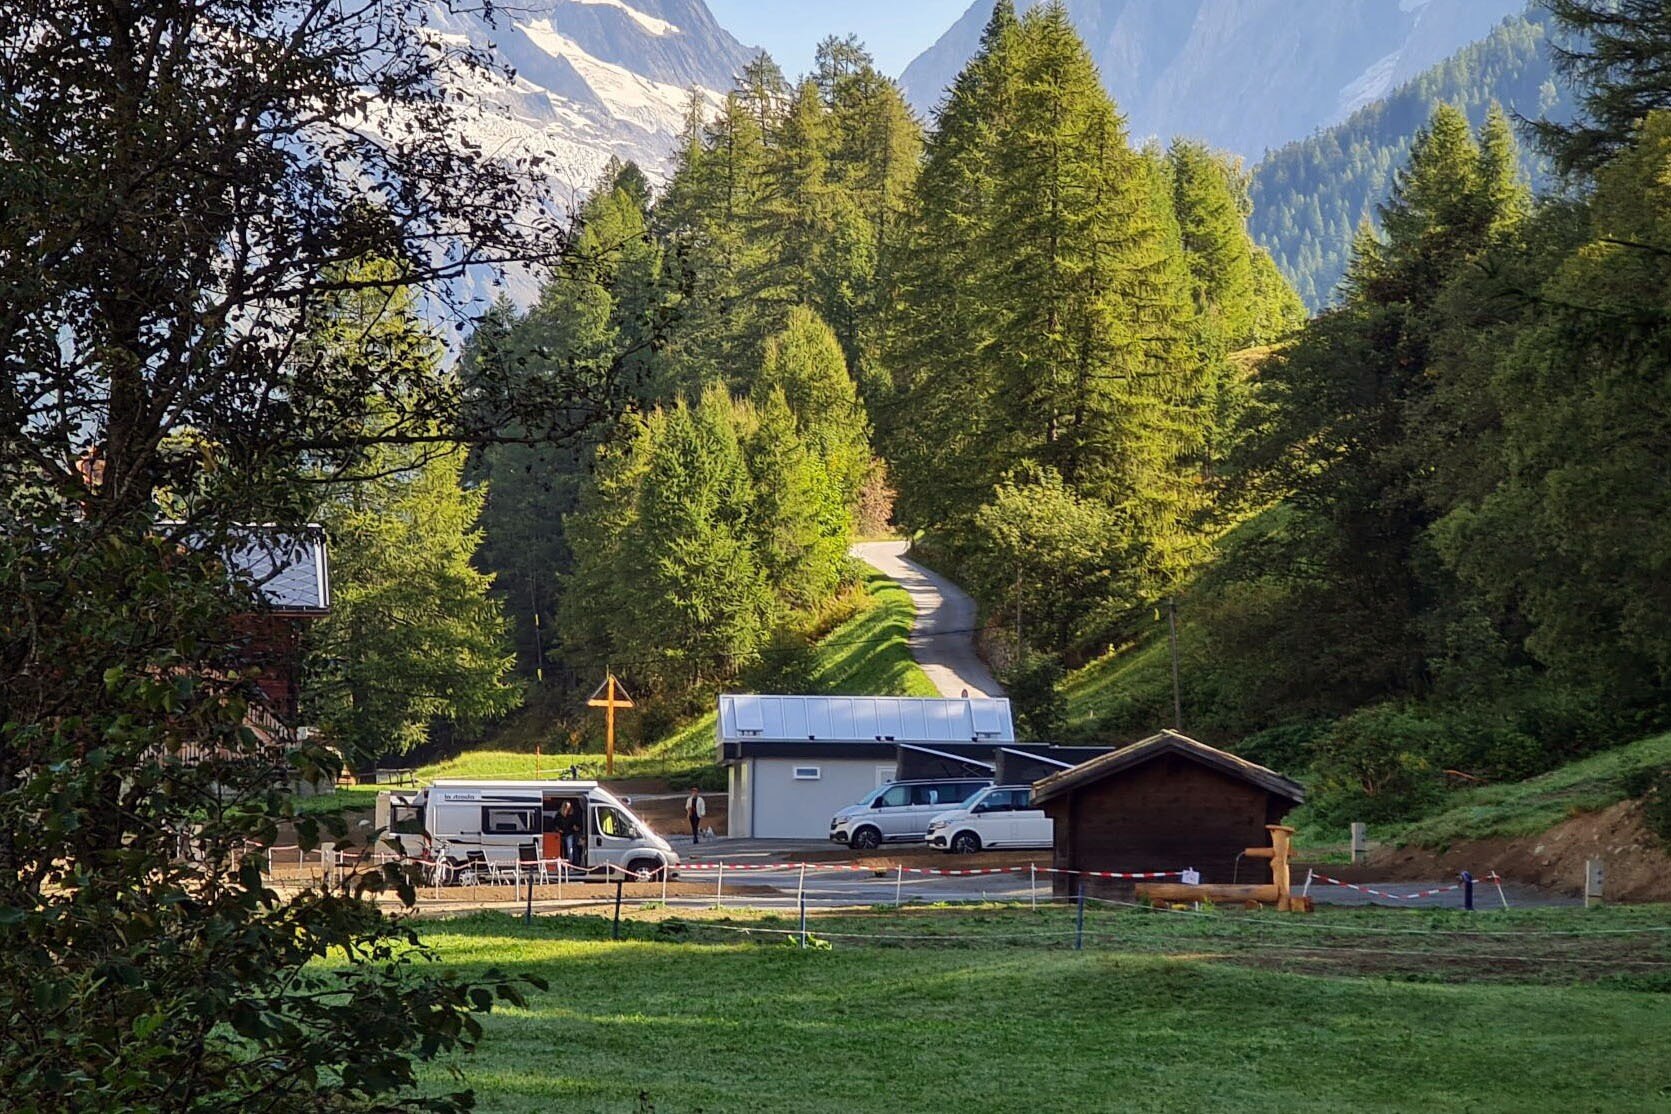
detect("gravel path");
top-left (850, 540), bottom-right (1003, 698)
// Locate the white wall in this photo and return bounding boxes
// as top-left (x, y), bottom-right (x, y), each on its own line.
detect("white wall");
top-left (744, 757), bottom-right (896, 840)
top-left (727, 761), bottom-right (752, 838)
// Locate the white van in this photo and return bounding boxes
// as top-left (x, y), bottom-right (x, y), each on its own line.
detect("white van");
top-left (925, 784), bottom-right (1053, 854)
top-left (376, 779), bottom-right (678, 880)
top-left (829, 778), bottom-right (991, 849)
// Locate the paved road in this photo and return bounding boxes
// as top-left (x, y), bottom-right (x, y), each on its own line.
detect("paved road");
top-left (850, 540), bottom-right (1004, 698)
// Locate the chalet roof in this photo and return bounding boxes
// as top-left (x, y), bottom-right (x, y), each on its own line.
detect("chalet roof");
top-left (717, 694), bottom-right (1014, 745)
top-left (1031, 729), bottom-right (1305, 806)
top-left (219, 527), bottom-right (331, 615)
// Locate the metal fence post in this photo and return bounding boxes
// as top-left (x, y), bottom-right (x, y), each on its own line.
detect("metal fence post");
top-left (715, 861), bottom-right (724, 910)
top-left (1461, 870), bottom-right (1474, 912)
top-left (799, 878), bottom-right (808, 950)
top-left (1075, 879), bottom-right (1086, 951)
top-left (895, 864), bottom-right (903, 907)
top-left (1030, 863), bottom-right (1037, 911)
top-left (1585, 858), bottom-right (1604, 908)
top-left (612, 873), bottom-right (624, 940)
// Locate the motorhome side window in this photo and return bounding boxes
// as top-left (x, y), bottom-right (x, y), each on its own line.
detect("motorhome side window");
top-left (594, 807), bottom-right (636, 838)
top-left (481, 806), bottom-right (537, 834)
top-left (390, 803), bottom-right (425, 835)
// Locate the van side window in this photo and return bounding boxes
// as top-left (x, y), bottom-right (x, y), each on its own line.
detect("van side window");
top-left (481, 806), bottom-right (537, 834)
top-left (877, 784), bottom-right (911, 807)
top-left (951, 782), bottom-right (984, 802)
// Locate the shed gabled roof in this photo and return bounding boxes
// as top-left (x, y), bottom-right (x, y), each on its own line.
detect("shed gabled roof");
top-left (717, 694), bottom-right (1014, 745)
top-left (1031, 730), bottom-right (1305, 806)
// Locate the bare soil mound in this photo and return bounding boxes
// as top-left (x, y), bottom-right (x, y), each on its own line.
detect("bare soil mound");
top-left (1366, 799), bottom-right (1671, 902)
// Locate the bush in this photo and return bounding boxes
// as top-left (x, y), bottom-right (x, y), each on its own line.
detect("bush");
top-left (1003, 652), bottom-right (1068, 740)
top-left (1306, 703), bottom-right (1447, 827)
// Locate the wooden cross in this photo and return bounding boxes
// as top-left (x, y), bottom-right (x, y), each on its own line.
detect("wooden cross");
top-left (586, 672), bottom-right (634, 776)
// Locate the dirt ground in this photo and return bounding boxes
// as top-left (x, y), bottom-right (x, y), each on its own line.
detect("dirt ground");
top-left (1363, 799), bottom-right (1671, 902)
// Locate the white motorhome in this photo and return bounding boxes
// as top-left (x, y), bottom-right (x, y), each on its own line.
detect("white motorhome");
top-left (375, 779), bottom-right (678, 879)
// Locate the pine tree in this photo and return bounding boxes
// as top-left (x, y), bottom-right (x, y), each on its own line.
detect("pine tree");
top-left (744, 388), bottom-right (847, 609)
top-left (303, 267), bottom-right (516, 762)
top-left (1169, 140), bottom-right (1258, 348)
top-left (1533, 0), bottom-right (1671, 175)
top-left (888, 0), bottom-right (1019, 531)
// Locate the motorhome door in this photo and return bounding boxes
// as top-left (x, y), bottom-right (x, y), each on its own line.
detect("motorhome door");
top-left (542, 794), bottom-right (586, 867)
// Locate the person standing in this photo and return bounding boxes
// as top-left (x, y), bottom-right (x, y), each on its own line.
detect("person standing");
top-left (686, 786), bottom-right (706, 844)
top-left (556, 799), bottom-right (581, 865)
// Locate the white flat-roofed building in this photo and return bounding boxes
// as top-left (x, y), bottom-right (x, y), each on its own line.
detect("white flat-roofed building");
top-left (717, 694), bottom-right (1015, 839)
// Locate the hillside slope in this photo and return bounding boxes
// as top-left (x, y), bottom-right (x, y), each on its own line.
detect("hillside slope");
top-left (900, 0), bottom-right (1524, 159)
top-left (1247, 9), bottom-right (1574, 307)
top-left (373, 570), bottom-right (936, 794)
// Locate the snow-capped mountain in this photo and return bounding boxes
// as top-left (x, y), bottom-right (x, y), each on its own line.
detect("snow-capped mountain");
top-left (425, 0), bottom-right (756, 206)
top-left (900, 0), bottom-right (1527, 159)
top-left (414, 0), bottom-right (757, 306)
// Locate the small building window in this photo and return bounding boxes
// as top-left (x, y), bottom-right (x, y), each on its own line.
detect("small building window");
top-left (793, 766), bottom-right (821, 780)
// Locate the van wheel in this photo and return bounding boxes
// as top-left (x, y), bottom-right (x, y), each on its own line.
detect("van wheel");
top-left (849, 826), bottom-right (882, 851)
top-left (627, 858), bottom-right (661, 882)
top-left (950, 831), bottom-right (982, 855)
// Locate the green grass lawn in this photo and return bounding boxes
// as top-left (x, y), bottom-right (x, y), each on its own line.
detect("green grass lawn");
top-left (1399, 731), bottom-right (1671, 848)
top-left (298, 571), bottom-right (935, 815)
top-left (414, 907), bottom-right (1671, 1113)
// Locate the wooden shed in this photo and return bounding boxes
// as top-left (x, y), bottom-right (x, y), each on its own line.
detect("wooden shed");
top-left (1031, 730), bottom-right (1305, 895)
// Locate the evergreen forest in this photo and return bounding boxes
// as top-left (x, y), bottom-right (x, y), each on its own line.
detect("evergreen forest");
top-left (366, 0), bottom-right (1671, 830)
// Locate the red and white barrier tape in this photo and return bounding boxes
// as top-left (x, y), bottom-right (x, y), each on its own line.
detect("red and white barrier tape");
top-left (1306, 873), bottom-right (1470, 900)
top-left (676, 861), bottom-right (1187, 879)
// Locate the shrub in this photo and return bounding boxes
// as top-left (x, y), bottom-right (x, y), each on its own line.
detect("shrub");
top-left (1306, 703), bottom-right (1447, 826)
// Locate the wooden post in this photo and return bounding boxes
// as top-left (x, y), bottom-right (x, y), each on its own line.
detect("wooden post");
top-left (1075, 879), bottom-right (1086, 951)
top-left (587, 673), bottom-right (634, 777)
top-left (1585, 858), bottom-right (1604, 908)
top-left (612, 873), bottom-right (624, 940)
top-left (1350, 822), bottom-right (1367, 864)
top-left (1268, 825), bottom-right (1294, 912)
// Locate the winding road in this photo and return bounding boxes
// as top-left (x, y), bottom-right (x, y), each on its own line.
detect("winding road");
top-left (850, 540), bottom-right (1004, 699)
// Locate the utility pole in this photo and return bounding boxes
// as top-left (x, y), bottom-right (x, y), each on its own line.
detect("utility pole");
top-left (1167, 597), bottom-right (1183, 731)
top-left (529, 579), bottom-right (545, 685)
top-left (587, 672), bottom-right (634, 777)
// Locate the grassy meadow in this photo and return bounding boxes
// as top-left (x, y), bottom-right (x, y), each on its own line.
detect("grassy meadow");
top-left (414, 906), bottom-right (1671, 1113)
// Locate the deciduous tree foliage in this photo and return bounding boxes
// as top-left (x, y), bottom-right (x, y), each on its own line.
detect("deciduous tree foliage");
top-left (0, 0), bottom-right (564, 1107)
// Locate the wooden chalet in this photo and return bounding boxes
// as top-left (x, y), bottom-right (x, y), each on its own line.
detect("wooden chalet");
top-left (1031, 730), bottom-right (1305, 895)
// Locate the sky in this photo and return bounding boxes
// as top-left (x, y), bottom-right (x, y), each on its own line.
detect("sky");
top-left (703, 0), bottom-right (975, 80)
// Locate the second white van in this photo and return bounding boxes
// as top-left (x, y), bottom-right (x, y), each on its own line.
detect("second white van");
top-left (925, 784), bottom-right (1053, 854)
